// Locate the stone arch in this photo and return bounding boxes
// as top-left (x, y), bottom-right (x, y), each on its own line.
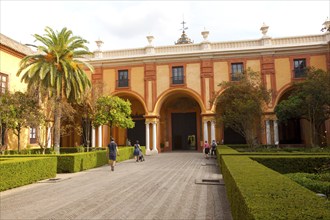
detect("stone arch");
top-left (111, 91), bottom-right (147, 146)
top-left (154, 88), bottom-right (206, 116)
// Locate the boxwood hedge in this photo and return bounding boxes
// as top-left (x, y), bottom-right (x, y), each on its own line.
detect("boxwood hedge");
top-left (0, 157), bottom-right (57, 191)
top-left (217, 146), bottom-right (330, 220)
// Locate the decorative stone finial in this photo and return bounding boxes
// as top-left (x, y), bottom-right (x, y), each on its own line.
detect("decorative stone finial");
top-left (260, 22), bottom-right (269, 38)
top-left (146, 35), bottom-right (154, 46)
top-left (201, 30), bottom-right (209, 41)
top-left (321, 17), bottom-right (330, 32)
top-left (95, 39), bottom-right (104, 51)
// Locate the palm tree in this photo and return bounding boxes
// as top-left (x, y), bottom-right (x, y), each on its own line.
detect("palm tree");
top-left (17, 27), bottom-right (94, 154)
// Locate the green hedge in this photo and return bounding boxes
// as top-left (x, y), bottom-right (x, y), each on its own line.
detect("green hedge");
top-left (252, 156), bottom-right (330, 174)
top-left (57, 150), bottom-right (108, 173)
top-left (115, 146), bottom-right (146, 162)
top-left (0, 157), bottom-right (57, 191)
top-left (285, 172), bottom-right (330, 197)
top-left (217, 146), bottom-right (330, 220)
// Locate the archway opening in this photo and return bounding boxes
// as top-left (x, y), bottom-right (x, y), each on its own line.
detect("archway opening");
top-left (276, 89), bottom-right (303, 145)
top-left (159, 93), bottom-right (201, 151)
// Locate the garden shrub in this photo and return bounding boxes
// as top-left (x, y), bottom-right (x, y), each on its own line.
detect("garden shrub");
top-left (217, 146), bottom-right (330, 220)
top-left (252, 156), bottom-right (330, 174)
top-left (285, 172), bottom-right (330, 197)
top-left (0, 157), bottom-right (57, 191)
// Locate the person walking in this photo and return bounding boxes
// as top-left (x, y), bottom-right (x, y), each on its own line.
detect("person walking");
top-left (203, 140), bottom-right (210, 159)
top-left (108, 137), bottom-right (119, 171)
top-left (211, 140), bottom-right (217, 158)
top-left (133, 140), bottom-right (141, 162)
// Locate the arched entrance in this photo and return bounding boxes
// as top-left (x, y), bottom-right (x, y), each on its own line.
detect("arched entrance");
top-left (115, 93), bottom-right (147, 146)
top-left (276, 88), bottom-right (303, 145)
top-left (158, 92), bottom-right (202, 151)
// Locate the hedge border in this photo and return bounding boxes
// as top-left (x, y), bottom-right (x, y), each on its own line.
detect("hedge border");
top-left (217, 146), bottom-right (330, 220)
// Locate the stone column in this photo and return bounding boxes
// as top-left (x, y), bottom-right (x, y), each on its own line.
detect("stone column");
top-left (203, 121), bottom-right (208, 143)
top-left (47, 126), bottom-right (52, 148)
top-left (98, 126), bottom-right (102, 148)
top-left (92, 127), bottom-right (96, 148)
top-left (152, 122), bottom-right (158, 154)
top-left (274, 120), bottom-right (279, 146)
top-left (266, 120), bottom-right (271, 145)
top-left (211, 120), bottom-right (216, 142)
top-left (145, 122), bottom-right (151, 155)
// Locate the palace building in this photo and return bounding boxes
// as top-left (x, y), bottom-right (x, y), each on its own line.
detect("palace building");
top-left (1, 20), bottom-right (330, 153)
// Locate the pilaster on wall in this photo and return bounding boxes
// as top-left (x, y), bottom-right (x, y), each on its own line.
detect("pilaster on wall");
top-left (92, 66), bottom-right (104, 95)
top-left (261, 55), bottom-right (276, 107)
top-left (201, 59), bottom-right (214, 111)
top-left (144, 63), bottom-right (156, 112)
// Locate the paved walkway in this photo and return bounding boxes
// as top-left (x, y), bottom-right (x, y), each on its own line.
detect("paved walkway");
top-left (0, 152), bottom-right (232, 220)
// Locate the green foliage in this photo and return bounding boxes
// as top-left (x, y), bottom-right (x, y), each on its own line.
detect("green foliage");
top-left (252, 156), bottom-right (330, 174)
top-left (0, 157), bottom-right (57, 191)
top-left (217, 147), bottom-right (330, 220)
top-left (285, 172), bottom-right (330, 197)
top-left (0, 91), bottom-right (44, 151)
top-left (215, 69), bottom-right (270, 148)
top-left (56, 151), bottom-right (108, 173)
top-left (92, 96), bottom-right (135, 136)
top-left (16, 26), bottom-right (94, 153)
top-left (275, 68), bottom-right (330, 147)
top-left (115, 146), bottom-right (146, 162)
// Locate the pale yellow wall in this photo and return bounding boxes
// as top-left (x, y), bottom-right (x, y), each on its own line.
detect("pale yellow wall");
top-left (156, 65), bottom-right (169, 97)
top-left (7, 128), bottom-right (29, 150)
top-left (0, 51), bottom-right (27, 92)
top-left (213, 62), bottom-right (229, 92)
top-left (103, 69), bottom-right (116, 95)
top-left (186, 63), bottom-right (201, 95)
top-left (275, 58), bottom-right (291, 92)
top-left (246, 60), bottom-right (261, 72)
top-left (310, 55), bottom-right (326, 70)
top-left (131, 67), bottom-right (144, 98)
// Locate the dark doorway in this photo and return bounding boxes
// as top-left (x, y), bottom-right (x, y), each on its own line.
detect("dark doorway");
top-left (224, 127), bottom-right (246, 144)
top-left (279, 119), bottom-right (302, 144)
top-left (127, 119), bottom-right (145, 146)
top-left (171, 112), bottom-right (197, 150)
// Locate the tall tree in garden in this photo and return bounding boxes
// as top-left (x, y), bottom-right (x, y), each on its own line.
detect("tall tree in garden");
top-left (93, 96), bottom-right (135, 142)
top-left (16, 27), bottom-right (93, 154)
top-left (0, 91), bottom-right (44, 152)
top-left (275, 68), bottom-right (330, 147)
top-left (215, 69), bottom-right (271, 148)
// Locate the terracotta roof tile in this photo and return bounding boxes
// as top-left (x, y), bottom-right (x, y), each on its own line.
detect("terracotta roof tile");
top-left (0, 33), bottom-right (35, 55)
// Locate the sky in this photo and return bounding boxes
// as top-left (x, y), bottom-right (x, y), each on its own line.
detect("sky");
top-left (1, 1), bottom-right (329, 52)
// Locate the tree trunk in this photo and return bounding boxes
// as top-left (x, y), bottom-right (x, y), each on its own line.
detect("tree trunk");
top-left (17, 127), bottom-right (21, 153)
top-left (54, 97), bottom-right (62, 154)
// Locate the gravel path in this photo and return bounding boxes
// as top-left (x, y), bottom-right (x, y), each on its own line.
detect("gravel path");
top-left (0, 152), bottom-right (232, 220)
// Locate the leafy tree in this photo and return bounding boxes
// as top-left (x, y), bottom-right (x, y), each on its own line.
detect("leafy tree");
top-left (0, 91), bottom-right (44, 152)
top-left (16, 27), bottom-right (93, 154)
top-left (215, 69), bottom-right (271, 148)
top-left (92, 96), bottom-right (135, 140)
top-left (275, 68), bottom-right (330, 147)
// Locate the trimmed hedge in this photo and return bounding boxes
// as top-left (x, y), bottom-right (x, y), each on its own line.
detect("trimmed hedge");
top-left (285, 172), bottom-right (330, 197)
top-left (0, 157), bottom-right (57, 191)
top-left (252, 156), bottom-right (330, 174)
top-left (116, 146), bottom-right (146, 162)
top-left (57, 150), bottom-right (108, 173)
top-left (217, 146), bottom-right (330, 220)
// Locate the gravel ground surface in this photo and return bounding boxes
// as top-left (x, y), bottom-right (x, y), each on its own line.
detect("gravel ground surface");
top-left (0, 152), bottom-right (232, 220)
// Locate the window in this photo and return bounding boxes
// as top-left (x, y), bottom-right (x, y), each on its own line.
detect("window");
top-left (231, 63), bottom-right (244, 81)
top-left (118, 70), bottom-right (128, 87)
top-left (172, 66), bottom-right (184, 84)
top-left (293, 59), bottom-right (307, 78)
top-left (0, 73), bottom-right (8, 94)
top-left (30, 127), bottom-right (37, 144)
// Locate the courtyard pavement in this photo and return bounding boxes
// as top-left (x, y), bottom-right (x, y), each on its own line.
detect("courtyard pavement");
top-left (0, 152), bottom-right (232, 220)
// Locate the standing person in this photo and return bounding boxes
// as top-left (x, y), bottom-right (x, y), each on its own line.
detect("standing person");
top-left (133, 140), bottom-right (140, 162)
top-left (211, 140), bottom-right (217, 158)
top-left (203, 140), bottom-right (210, 159)
top-left (108, 137), bottom-right (119, 171)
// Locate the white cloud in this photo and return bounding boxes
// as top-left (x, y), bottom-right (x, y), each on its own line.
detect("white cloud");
top-left (1, 1), bottom-right (329, 51)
